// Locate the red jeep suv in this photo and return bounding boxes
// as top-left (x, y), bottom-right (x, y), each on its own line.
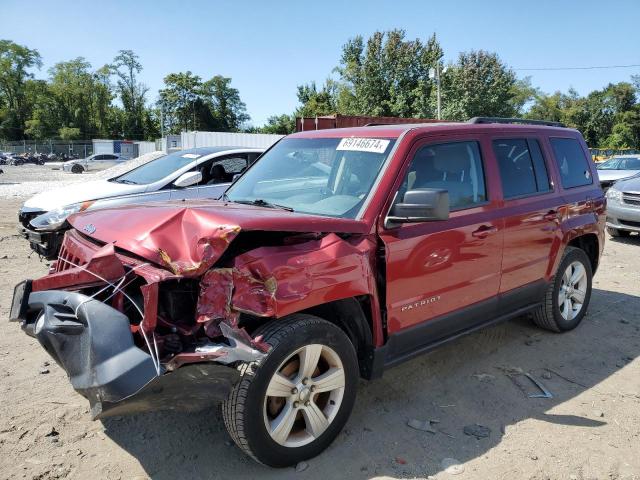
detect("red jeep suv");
top-left (11, 118), bottom-right (605, 467)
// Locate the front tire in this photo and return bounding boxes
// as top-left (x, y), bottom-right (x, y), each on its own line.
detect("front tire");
top-left (71, 164), bottom-right (83, 174)
top-left (532, 246), bottom-right (592, 332)
top-left (222, 314), bottom-right (358, 467)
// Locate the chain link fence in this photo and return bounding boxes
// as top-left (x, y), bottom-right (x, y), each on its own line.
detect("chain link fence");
top-left (0, 140), bottom-right (93, 157)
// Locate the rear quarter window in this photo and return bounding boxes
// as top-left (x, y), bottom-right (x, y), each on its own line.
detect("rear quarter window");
top-left (550, 138), bottom-right (593, 189)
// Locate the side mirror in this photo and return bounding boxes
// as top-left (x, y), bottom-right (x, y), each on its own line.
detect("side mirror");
top-left (173, 170), bottom-right (202, 188)
top-left (386, 188), bottom-right (449, 227)
top-left (232, 173), bottom-right (242, 183)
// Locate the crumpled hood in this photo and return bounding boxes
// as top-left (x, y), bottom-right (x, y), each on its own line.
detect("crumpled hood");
top-left (23, 179), bottom-right (144, 211)
top-left (68, 200), bottom-right (369, 275)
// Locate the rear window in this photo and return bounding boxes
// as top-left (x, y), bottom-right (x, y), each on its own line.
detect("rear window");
top-left (550, 138), bottom-right (593, 189)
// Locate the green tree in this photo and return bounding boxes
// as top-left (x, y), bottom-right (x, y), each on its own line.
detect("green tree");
top-left (202, 75), bottom-right (250, 131)
top-left (0, 40), bottom-right (42, 139)
top-left (259, 113), bottom-right (295, 134)
top-left (440, 50), bottom-right (519, 120)
top-left (332, 30), bottom-right (442, 117)
top-left (47, 58), bottom-right (98, 137)
top-left (295, 80), bottom-right (338, 117)
top-left (58, 126), bottom-right (81, 140)
top-left (111, 50), bottom-right (147, 139)
top-left (159, 72), bottom-right (250, 133)
top-left (158, 71), bottom-right (203, 133)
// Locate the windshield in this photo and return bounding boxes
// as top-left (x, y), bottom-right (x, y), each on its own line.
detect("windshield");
top-left (226, 137), bottom-right (396, 218)
top-left (113, 151), bottom-right (199, 184)
top-left (596, 157), bottom-right (640, 170)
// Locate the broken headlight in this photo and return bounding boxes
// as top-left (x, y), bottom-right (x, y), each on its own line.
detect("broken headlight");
top-left (30, 201), bottom-right (94, 230)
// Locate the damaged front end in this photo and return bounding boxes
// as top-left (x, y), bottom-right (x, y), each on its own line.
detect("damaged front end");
top-left (10, 228), bottom-right (269, 419)
top-left (10, 202), bottom-right (378, 419)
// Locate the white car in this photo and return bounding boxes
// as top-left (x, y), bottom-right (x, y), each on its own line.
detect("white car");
top-left (62, 153), bottom-right (128, 173)
top-left (596, 155), bottom-right (640, 190)
top-left (19, 146), bottom-right (264, 257)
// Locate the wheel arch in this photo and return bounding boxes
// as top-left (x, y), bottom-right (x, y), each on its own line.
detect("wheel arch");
top-left (567, 233), bottom-right (600, 274)
top-left (300, 296), bottom-right (375, 379)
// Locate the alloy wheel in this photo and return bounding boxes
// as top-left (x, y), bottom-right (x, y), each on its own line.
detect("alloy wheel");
top-left (263, 344), bottom-right (345, 448)
top-left (558, 260), bottom-right (587, 321)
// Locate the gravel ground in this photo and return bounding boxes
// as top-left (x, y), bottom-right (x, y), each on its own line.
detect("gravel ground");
top-left (0, 170), bottom-right (639, 479)
top-left (0, 151), bottom-right (164, 200)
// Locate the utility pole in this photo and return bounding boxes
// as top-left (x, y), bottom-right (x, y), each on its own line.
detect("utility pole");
top-left (429, 64), bottom-right (447, 120)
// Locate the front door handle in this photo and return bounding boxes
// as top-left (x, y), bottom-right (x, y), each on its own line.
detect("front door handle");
top-left (471, 225), bottom-right (498, 238)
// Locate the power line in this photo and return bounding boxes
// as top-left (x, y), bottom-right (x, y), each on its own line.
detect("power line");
top-left (515, 63), bottom-right (640, 72)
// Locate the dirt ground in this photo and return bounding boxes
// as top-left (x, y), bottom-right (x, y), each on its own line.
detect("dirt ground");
top-left (0, 169), bottom-right (639, 480)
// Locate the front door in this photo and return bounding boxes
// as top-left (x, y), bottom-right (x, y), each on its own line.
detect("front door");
top-left (379, 137), bottom-right (503, 351)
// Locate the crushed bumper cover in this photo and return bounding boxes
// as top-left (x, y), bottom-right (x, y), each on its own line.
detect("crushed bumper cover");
top-left (11, 283), bottom-right (239, 419)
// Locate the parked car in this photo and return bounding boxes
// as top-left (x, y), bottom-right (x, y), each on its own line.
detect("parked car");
top-left (62, 153), bottom-right (127, 173)
top-left (605, 174), bottom-right (640, 237)
top-left (8, 152), bottom-right (46, 165)
top-left (595, 155), bottom-right (640, 190)
top-left (11, 118), bottom-right (604, 467)
top-left (18, 147), bottom-right (264, 258)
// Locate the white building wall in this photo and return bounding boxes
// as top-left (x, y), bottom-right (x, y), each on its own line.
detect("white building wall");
top-left (92, 139), bottom-right (114, 155)
top-left (181, 131), bottom-right (283, 150)
top-left (134, 141), bottom-right (157, 156)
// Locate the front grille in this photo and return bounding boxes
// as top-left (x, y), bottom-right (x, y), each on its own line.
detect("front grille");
top-left (18, 210), bottom-right (43, 229)
top-left (55, 243), bottom-right (84, 272)
top-left (622, 192), bottom-right (640, 206)
top-left (53, 230), bottom-right (98, 273)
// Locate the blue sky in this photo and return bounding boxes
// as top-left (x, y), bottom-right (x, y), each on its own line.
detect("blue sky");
top-left (3, 0), bottom-right (640, 126)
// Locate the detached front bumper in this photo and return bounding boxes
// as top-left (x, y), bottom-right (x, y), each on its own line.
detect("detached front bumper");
top-left (10, 282), bottom-right (239, 419)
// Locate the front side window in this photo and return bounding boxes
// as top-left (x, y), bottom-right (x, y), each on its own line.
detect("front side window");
top-left (226, 137), bottom-right (396, 218)
top-left (493, 138), bottom-right (551, 199)
top-left (550, 138), bottom-right (593, 189)
top-left (398, 141), bottom-right (487, 210)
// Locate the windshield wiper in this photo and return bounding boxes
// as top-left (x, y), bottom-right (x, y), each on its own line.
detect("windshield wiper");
top-left (233, 198), bottom-right (294, 212)
top-left (113, 178), bottom-right (138, 185)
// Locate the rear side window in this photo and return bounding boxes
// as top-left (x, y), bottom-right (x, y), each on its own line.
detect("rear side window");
top-left (492, 139), bottom-right (551, 199)
top-left (550, 138), bottom-right (593, 189)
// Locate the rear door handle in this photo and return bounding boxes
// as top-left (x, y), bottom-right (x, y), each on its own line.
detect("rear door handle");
top-left (471, 225), bottom-right (498, 238)
top-left (543, 210), bottom-right (558, 221)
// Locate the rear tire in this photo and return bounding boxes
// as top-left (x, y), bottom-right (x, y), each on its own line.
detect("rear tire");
top-left (222, 314), bottom-right (358, 467)
top-left (532, 246), bottom-right (592, 332)
top-left (607, 226), bottom-right (630, 237)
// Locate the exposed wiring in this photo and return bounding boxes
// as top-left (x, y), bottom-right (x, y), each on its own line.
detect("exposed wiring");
top-left (55, 257), bottom-right (161, 374)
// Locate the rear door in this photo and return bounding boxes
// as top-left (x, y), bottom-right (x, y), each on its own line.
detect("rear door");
top-left (379, 135), bottom-right (504, 348)
top-left (490, 136), bottom-right (559, 300)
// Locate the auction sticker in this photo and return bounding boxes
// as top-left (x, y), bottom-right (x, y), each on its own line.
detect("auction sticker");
top-left (336, 137), bottom-right (390, 154)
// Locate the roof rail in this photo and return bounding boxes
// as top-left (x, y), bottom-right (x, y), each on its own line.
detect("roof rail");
top-left (468, 117), bottom-right (566, 128)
